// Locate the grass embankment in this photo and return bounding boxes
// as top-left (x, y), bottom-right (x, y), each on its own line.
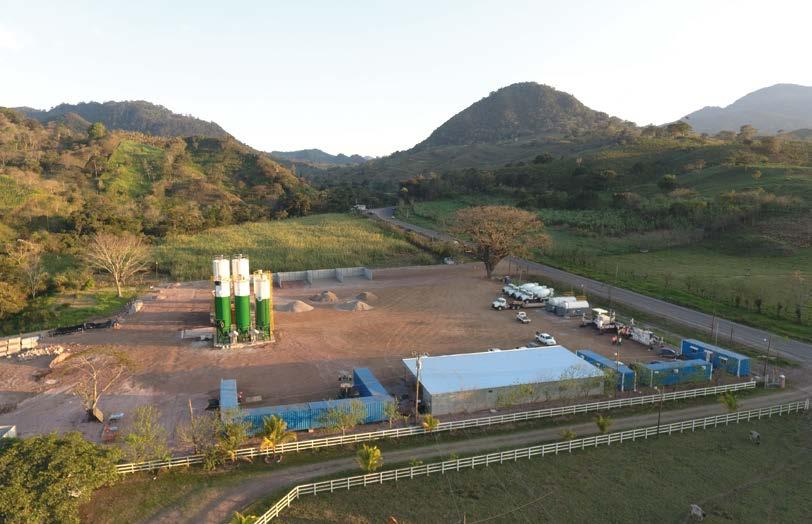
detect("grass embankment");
top-left (274, 413), bottom-right (812, 523)
top-left (81, 388), bottom-right (769, 523)
top-left (398, 199), bottom-right (812, 343)
top-left (157, 214), bottom-right (435, 280)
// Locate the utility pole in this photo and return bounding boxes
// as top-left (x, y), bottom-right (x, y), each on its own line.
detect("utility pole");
top-left (188, 398), bottom-right (194, 421)
top-left (413, 353), bottom-right (425, 423)
top-left (762, 336), bottom-right (772, 388)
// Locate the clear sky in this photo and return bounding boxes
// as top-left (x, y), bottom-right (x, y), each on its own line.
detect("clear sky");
top-left (1, 0), bottom-right (810, 156)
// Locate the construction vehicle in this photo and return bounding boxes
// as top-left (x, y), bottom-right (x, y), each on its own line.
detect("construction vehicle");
top-left (516, 311), bottom-right (531, 324)
top-left (625, 326), bottom-right (662, 349)
top-left (581, 308), bottom-right (620, 333)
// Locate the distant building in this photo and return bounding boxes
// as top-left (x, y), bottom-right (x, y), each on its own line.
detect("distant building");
top-left (403, 347), bottom-right (605, 416)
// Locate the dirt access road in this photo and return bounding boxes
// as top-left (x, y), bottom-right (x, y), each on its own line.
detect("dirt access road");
top-left (1, 264), bottom-right (658, 444)
top-left (148, 386), bottom-right (812, 524)
top-left (370, 206), bottom-right (812, 364)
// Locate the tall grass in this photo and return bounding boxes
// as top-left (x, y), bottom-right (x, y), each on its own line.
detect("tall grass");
top-left (157, 214), bottom-right (435, 280)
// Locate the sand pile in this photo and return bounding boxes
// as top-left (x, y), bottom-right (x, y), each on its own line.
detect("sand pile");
top-left (310, 290), bottom-right (339, 303)
top-left (277, 300), bottom-right (314, 313)
top-left (339, 300), bottom-right (373, 311)
top-left (356, 291), bottom-right (378, 302)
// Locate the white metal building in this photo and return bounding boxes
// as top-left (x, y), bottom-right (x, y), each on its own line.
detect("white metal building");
top-left (403, 346), bottom-right (605, 416)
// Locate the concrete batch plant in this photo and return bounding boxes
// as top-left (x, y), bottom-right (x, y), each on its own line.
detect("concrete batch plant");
top-left (211, 255), bottom-right (274, 347)
top-left (403, 346), bottom-right (605, 416)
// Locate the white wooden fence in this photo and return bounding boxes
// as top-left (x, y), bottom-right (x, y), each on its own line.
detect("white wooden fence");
top-left (254, 399), bottom-right (809, 523)
top-left (115, 381), bottom-right (755, 474)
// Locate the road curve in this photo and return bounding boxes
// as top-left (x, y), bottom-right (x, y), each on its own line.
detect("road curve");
top-left (369, 207), bottom-right (812, 364)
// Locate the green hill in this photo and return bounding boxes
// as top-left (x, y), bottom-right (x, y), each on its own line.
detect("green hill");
top-left (271, 148), bottom-right (370, 167)
top-left (16, 100), bottom-right (229, 138)
top-left (0, 107), bottom-right (313, 239)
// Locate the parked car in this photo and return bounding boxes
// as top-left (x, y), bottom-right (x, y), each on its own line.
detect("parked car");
top-left (659, 348), bottom-right (679, 359)
top-left (516, 311), bottom-right (531, 324)
top-left (535, 332), bottom-right (557, 346)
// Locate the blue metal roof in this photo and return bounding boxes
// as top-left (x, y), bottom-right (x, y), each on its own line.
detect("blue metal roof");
top-left (640, 359), bottom-right (709, 371)
top-left (220, 379), bottom-right (238, 412)
top-left (576, 350), bottom-right (634, 375)
top-left (403, 346), bottom-right (603, 395)
top-left (682, 339), bottom-right (749, 361)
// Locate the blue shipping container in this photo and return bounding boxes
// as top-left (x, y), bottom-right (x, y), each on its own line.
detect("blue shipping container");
top-left (220, 379), bottom-right (238, 414)
top-left (353, 367), bottom-right (390, 397)
top-left (233, 368), bottom-right (392, 432)
top-left (637, 359), bottom-right (712, 387)
top-left (680, 339), bottom-right (750, 377)
top-left (576, 350), bottom-right (636, 391)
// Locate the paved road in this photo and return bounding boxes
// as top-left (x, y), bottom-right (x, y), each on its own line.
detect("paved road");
top-left (150, 387), bottom-right (810, 524)
top-left (370, 207), bottom-right (812, 364)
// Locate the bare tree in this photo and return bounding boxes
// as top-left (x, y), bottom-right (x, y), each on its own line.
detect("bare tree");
top-left (57, 346), bottom-right (135, 422)
top-left (453, 206), bottom-right (549, 278)
top-left (84, 232), bottom-right (150, 297)
top-left (5, 239), bottom-right (48, 298)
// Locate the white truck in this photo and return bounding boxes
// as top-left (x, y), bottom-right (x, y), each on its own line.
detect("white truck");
top-left (627, 326), bottom-right (662, 349)
top-left (584, 308), bottom-right (619, 332)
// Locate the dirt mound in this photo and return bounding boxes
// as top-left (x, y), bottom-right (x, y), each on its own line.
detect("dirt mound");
top-left (339, 300), bottom-right (374, 311)
top-left (278, 300), bottom-right (314, 313)
top-left (310, 290), bottom-right (339, 303)
top-left (356, 291), bottom-right (378, 302)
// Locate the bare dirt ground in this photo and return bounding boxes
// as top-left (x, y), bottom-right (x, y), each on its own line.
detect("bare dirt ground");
top-left (0, 263), bottom-right (742, 445)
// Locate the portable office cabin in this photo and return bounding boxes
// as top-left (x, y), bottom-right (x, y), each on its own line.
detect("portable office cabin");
top-left (546, 296), bottom-right (576, 312)
top-left (555, 300), bottom-right (590, 317)
top-left (576, 350), bottom-right (636, 391)
top-left (680, 339), bottom-right (751, 377)
top-left (353, 367), bottom-right (389, 397)
top-left (636, 359), bottom-right (712, 387)
top-left (403, 346), bottom-right (604, 416)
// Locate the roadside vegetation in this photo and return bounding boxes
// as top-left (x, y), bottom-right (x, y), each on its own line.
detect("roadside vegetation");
top-left (391, 127), bottom-right (812, 341)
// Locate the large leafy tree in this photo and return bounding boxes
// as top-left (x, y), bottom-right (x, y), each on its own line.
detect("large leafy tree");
top-left (0, 432), bottom-right (120, 524)
top-left (453, 206), bottom-right (549, 278)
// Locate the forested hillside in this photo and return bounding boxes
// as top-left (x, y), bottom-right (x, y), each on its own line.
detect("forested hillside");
top-left (16, 100), bottom-right (229, 138)
top-left (0, 108), bottom-right (316, 241)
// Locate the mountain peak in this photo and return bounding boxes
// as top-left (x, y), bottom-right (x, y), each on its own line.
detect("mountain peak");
top-left (414, 82), bottom-right (620, 149)
top-left (681, 83), bottom-right (812, 134)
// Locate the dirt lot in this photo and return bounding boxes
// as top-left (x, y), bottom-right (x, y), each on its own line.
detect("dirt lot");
top-left (0, 263), bottom-right (696, 445)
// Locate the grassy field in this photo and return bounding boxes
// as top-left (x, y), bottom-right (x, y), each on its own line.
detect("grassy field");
top-left (399, 199), bottom-right (812, 342)
top-left (274, 413), bottom-right (811, 523)
top-left (157, 214), bottom-right (435, 280)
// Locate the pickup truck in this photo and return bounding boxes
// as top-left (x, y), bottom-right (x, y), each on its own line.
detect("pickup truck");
top-left (516, 311), bottom-right (531, 324)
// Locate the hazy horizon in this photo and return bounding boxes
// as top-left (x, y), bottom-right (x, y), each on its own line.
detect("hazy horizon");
top-left (2, 0), bottom-right (811, 156)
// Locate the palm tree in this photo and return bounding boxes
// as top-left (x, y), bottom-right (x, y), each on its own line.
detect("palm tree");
top-left (230, 512), bottom-right (258, 524)
top-left (595, 414), bottom-right (612, 434)
top-left (356, 444), bottom-right (384, 473)
top-left (718, 392), bottom-right (738, 413)
top-left (561, 429), bottom-right (577, 441)
top-left (421, 414), bottom-right (440, 432)
top-left (258, 415), bottom-right (297, 463)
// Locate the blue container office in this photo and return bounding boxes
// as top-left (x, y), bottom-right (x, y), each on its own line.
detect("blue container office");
top-left (222, 368), bottom-right (391, 432)
top-left (680, 339), bottom-right (751, 377)
top-left (576, 350), bottom-right (636, 391)
top-left (637, 359), bottom-right (712, 387)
